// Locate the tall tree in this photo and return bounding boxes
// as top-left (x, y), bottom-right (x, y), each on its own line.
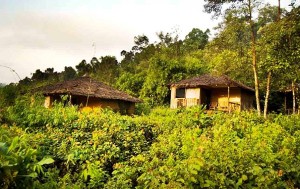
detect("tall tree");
top-left (76, 60), bottom-right (92, 76)
top-left (204, 10), bottom-right (252, 84)
top-left (204, 0), bottom-right (262, 115)
top-left (31, 69), bottom-right (45, 81)
top-left (62, 66), bottom-right (77, 81)
top-left (132, 34), bottom-right (149, 53)
top-left (260, 6), bottom-right (300, 114)
top-left (183, 28), bottom-right (210, 52)
top-left (283, 7), bottom-right (300, 114)
top-left (261, 2), bottom-right (282, 118)
top-left (91, 56), bottom-right (119, 84)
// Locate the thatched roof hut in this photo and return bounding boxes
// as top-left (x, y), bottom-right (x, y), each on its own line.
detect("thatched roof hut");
top-left (40, 77), bottom-right (141, 114)
top-left (169, 74), bottom-right (254, 111)
top-left (170, 74), bottom-right (254, 92)
top-left (42, 76), bottom-right (141, 102)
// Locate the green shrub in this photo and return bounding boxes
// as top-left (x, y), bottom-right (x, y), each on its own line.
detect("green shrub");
top-left (3, 96), bottom-right (300, 188)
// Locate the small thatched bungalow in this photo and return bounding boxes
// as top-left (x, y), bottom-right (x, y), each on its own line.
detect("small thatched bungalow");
top-left (41, 77), bottom-right (141, 114)
top-left (169, 74), bottom-right (255, 111)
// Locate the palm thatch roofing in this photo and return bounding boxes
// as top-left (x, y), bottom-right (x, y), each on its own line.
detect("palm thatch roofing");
top-left (170, 74), bottom-right (254, 92)
top-left (40, 77), bottom-right (141, 103)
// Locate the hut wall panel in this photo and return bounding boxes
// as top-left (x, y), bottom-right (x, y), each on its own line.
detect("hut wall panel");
top-left (71, 96), bottom-right (119, 111)
top-left (241, 90), bottom-right (254, 110)
top-left (170, 87), bottom-right (177, 109)
top-left (186, 88), bottom-right (200, 99)
top-left (46, 94), bottom-right (136, 114)
top-left (127, 103), bottom-right (135, 115)
top-left (210, 88), bottom-right (241, 110)
top-left (44, 96), bottom-right (53, 108)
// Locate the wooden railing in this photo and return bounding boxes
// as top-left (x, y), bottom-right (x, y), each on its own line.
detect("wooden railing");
top-left (210, 102), bottom-right (241, 112)
top-left (229, 102), bottom-right (241, 112)
top-left (174, 98), bottom-right (241, 112)
top-left (176, 98), bottom-right (199, 108)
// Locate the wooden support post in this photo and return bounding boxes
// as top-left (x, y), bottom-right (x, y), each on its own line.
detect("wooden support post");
top-left (228, 86), bottom-right (230, 113)
top-left (86, 95), bottom-right (89, 107)
top-left (292, 81), bottom-right (296, 114)
top-left (69, 94), bottom-right (72, 106)
top-left (199, 88), bottom-right (201, 105)
top-left (284, 92), bottom-right (287, 114)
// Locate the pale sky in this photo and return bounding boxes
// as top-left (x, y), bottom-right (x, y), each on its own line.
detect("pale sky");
top-left (0, 0), bottom-right (294, 84)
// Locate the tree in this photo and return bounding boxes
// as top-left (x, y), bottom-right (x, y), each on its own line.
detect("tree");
top-left (132, 35), bottom-right (149, 53)
top-left (259, 6), bottom-right (300, 115)
top-left (258, 3), bottom-right (283, 118)
top-left (91, 56), bottom-right (119, 84)
top-left (76, 60), bottom-right (92, 76)
top-left (183, 28), bottom-right (210, 51)
top-left (204, 0), bottom-right (262, 115)
top-left (62, 66), bottom-right (77, 81)
top-left (0, 84), bottom-right (18, 108)
top-left (279, 7), bottom-right (300, 114)
top-left (203, 10), bottom-right (252, 85)
top-left (156, 31), bottom-right (173, 47)
top-left (31, 69), bottom-right (46, 81)
top-left (18, 77), bottom-right (31, 86)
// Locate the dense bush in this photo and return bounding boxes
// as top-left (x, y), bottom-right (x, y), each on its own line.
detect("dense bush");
top-left (1, 96), bottom-right (300, 188)
top-left (0, 126), bottom-right (54, 189)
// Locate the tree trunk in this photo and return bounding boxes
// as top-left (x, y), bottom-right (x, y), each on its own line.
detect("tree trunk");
top-left (278, 0), bottom-right (281, 21)
top-left (292, 80), bottom-right (296, 114)
top-left (248, 0), bottom-right (261, 116)
top-left (263, 0), bottom-right (280, 118)
top-left (264, 72), bottom-right (271, 118)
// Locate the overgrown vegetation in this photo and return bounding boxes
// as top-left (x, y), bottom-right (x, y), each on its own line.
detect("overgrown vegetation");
top-left (1, 2), bottom-right (300, 188)
top-left (1, 96), bottom-right (300, 188)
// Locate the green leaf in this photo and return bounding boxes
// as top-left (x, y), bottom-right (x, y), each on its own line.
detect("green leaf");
top-left (0, 142), bottom-right (8, 154)
top-left (236, 178), bottom-right (243, 186)
top-left (28, 172), bottom-right (38, 178)
top-left (7, 137), bottom-right (19, 153)
top-left (242, 174), bottom-right (248, 181)
top-left (176, 178), bottom-right (185, 184)
top-left (20, 172), bottom-right (38, 178)
top-left (37, 157), bottom-right (54, 165)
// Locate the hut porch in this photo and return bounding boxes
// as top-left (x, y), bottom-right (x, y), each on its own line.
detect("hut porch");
top-left (171, 87), bottom-right (243, 112)
top-left (169, 74), bottom-right (255, 112)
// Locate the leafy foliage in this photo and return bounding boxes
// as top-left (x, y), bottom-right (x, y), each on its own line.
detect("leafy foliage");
top-left (2, 97), bottom-right (300, 188)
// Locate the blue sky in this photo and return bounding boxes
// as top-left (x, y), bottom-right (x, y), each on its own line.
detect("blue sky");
top-left (0, 0), bottom-right (295, 84)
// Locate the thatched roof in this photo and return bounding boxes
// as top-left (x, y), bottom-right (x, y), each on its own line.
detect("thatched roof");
top-left (282, 83), bottom-right (300, 93)
top-left (170, 74), bottom-right (254, 92)
top-left (40, 77), bottom-right (141, 103)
